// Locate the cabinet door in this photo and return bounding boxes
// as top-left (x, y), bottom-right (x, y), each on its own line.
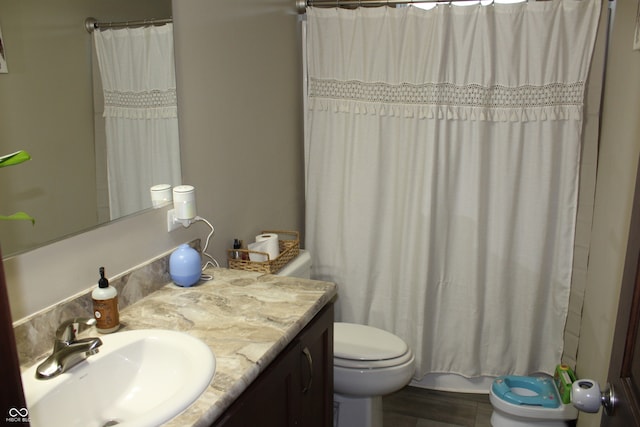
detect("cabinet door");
top-left (298, 303), bottom-right (334, 427)
top-left (212, 302), bottom-right (334, 427)
top-left (213, 341), bottom-right (300, 427)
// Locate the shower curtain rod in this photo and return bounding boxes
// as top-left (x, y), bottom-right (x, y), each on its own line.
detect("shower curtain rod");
top-left (297, 0), bottom-right (527, 13)
top-left (84, 17), bottom-right (172, 33)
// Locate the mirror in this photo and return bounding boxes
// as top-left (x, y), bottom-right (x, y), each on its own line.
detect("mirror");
top-left (0, 0), bottom-right (175, 257)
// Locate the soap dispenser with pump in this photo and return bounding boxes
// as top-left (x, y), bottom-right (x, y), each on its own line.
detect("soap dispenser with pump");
top-left (91, 266), bottom-right (120, 333)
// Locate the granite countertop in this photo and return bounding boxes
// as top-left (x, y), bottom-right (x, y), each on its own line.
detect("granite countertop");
top-left (111, 267), bottom-right (337, 426)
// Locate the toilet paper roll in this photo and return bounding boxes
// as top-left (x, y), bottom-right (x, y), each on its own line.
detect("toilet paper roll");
top-left (150, 184), bottom-right (172, 207)
top-left (256, 234), bottom-right (279, 258)
top-left (248, 241), bottom-right (269, 262)
top-left (249, 234), bottom-right (279, 262)
top-left (256, 233), bottom-right (278, 243)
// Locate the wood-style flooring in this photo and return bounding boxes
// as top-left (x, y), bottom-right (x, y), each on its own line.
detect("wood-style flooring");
top-left (383, 386), bottom-right (493, 427)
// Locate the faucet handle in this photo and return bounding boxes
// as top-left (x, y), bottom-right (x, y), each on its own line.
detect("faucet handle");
top-left (56, 317), bottom-right (97, 343)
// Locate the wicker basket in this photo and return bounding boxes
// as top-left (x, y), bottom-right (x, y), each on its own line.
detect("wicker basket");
top-left (227, 230), bottom-right (300, 274)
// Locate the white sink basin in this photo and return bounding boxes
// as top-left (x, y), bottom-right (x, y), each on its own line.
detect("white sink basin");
top-left (22, 329), bottom-right (215, 427)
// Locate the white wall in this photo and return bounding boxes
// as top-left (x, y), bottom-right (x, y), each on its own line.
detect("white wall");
top-left (172, 0), bottom-right (305, 260)
top-left (576, 1), bottom-right (640, 426)
top-left (5, 207), bottom-right (201, 320)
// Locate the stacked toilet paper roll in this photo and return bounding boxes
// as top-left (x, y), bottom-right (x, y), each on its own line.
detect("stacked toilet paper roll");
top-left (248, 233), bottom-right (280, 262)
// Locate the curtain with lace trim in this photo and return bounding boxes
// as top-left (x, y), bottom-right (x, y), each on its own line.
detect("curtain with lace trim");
top-left (305, 1), bottom-right (600, 378)
top-left (94, 24), bottom-right (181, 219)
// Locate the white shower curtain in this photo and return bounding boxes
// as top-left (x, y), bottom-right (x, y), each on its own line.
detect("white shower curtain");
top-left (94, 24), bottom-right (181, 219)
top-left (305, 1), bottom-right (600, 378)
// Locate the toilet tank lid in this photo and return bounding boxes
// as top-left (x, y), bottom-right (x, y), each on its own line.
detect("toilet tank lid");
top-left (334, 322), bottom-right (409, 361)
top-left (277, 250), bottom-right (311, 278)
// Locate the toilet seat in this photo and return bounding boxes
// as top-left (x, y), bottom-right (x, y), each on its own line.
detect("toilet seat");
top-left (492, 376), bottom-right (560, 408)
top-left (334, 323), bottom-right (410, 369)
top-left (334, 350), bottom-right (414, 369)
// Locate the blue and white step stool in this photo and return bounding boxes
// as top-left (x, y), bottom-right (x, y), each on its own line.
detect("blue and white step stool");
top-left (489, 375), bottom-right (578, 427)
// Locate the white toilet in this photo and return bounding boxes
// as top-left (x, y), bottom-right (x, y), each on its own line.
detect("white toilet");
top-left (278, 250), bottom-right (415, 427)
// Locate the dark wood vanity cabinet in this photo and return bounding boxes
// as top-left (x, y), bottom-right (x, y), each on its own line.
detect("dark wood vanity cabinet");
top-left (212, 302), bottom-right (334, 427)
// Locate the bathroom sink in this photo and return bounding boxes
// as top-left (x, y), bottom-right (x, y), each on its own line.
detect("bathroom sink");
top-left (22, 329), bottom-right (215, 427)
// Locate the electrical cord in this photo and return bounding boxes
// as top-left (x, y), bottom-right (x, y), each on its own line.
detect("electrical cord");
top-left (192, 216), bottom-right (219, 280)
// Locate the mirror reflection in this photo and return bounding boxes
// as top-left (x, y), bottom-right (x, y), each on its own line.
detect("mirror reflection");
top-left (0, 0), bottom-right (176, 257)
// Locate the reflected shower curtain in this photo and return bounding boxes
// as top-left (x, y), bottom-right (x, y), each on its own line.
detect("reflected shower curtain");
top-left (305, 1), bottom-right (600, 378)
top-left (94, 24), bottom-right (181, 219)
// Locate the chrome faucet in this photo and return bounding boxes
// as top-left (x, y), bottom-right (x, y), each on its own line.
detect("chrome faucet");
top-left (36, 317), bottom-right (103, 380)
